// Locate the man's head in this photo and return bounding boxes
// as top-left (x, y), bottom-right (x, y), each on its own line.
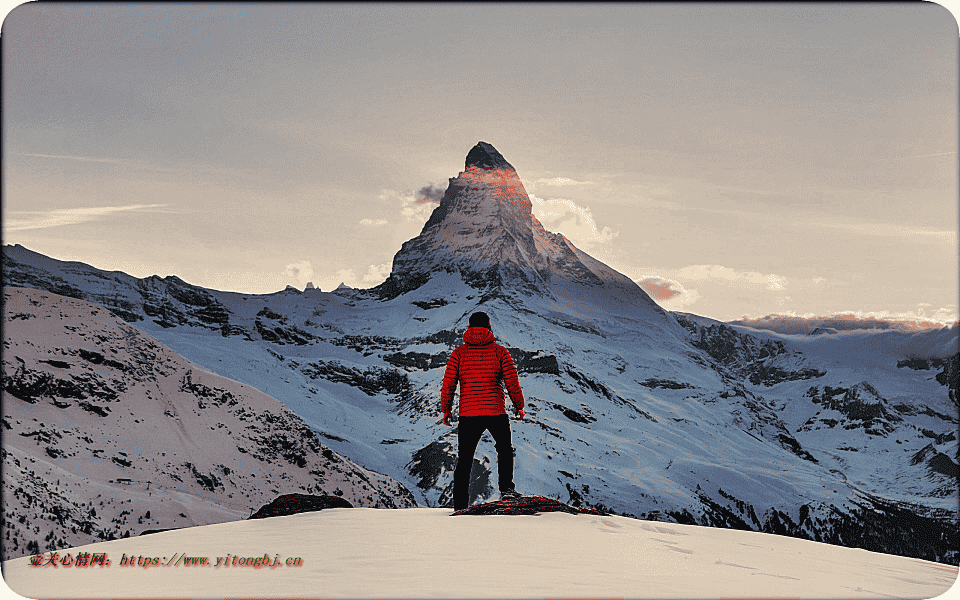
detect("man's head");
top-left (468, 311), bottom-right (491, 330)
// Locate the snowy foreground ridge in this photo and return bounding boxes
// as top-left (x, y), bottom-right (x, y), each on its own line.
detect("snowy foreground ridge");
top-left (2, 507), bottom-right (958, 599)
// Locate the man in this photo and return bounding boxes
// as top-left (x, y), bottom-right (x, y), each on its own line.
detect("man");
top-left (441, 311), bottom-right (526, 511)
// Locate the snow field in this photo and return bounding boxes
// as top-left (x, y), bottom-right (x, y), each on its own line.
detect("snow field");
top-left (3, 508), bottom-right (956, 599)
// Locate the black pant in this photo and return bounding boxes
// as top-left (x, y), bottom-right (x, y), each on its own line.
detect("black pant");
top-left (453, 414), bottom-right (514, 510)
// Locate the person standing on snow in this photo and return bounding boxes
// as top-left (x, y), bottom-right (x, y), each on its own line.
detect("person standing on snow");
top-left (441, 311), bottom-right (526, 511)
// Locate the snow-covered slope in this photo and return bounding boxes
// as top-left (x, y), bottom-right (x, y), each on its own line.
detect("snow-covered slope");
top-left (1, 287), bottom-right (417, 560)
top-left (2, 142), bottom-right (957, 566)
top-left (2, 508), bottom-right (957, 599)
top-left (677, 316), bottom-right (958, 515)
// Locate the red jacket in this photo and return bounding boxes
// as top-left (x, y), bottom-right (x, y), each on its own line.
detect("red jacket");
top-left (440, 327), bottom-right (525, 417)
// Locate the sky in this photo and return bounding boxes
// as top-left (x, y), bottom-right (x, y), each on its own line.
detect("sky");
top-left (2, 3), bottom-right (958, 324)
top-left (3, 507), bottom-right (958, 599)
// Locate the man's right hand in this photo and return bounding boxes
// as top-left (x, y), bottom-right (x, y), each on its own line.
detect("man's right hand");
top-left (517, 409), bottom-right (525, 420)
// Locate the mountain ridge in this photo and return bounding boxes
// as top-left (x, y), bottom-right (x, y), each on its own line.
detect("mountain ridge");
top-left (1, 286), bottom-right (418, 560)
top-left (2, 141), bottom-right (957, 565)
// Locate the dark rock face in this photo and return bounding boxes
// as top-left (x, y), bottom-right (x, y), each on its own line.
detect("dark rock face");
top-left (407, 440), bottom-right (457, 491)
top-left (451, 494), bottom-right (608, 516)
top-left (248, 493), bottom-right (354, 519)
top-left (4, 356), bottom-right (125, 407)
top-left (674, 315), bottom-right (825, 386)
top-left (927, 452), bottom-right (960, 479)
top-left (254, 307), bottom-right (315, 346)
top-left (300, 360), bottom-right (410, 395)
top-left (406, 438), bottom-right (493, 508)
top-left (911, 443), bottom-right (960, 476)
top-left (383, 352), bottom-right (449, 371)
top-left (411, 298), bottom-right (449, 310)
top-left (801, 383), bottom-right (902, 436)
top-left (898, 357), bottom-right (949, 371)
top-left (639, 378), bottom-right (694, 390)
top-left (139, 528), bottom-right (178, 536)
top-left (550, 402), bottom-right (596, 424)
top-left (935, 353), bottom-right (960, 409)
top-left (507, 348), bottom-right (561, 375)
top-left (464, 141), bottom-right (516, 172)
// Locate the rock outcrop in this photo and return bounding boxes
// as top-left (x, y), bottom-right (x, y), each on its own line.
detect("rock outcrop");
top-left (249, 493), bottom-right (354, 519)
top-left (451, 495), bottom-right (608, 516)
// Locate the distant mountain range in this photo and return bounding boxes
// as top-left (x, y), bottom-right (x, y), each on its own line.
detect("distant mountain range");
top-left (3, 142), bottom-right (957, 564)
top-left (729, 314), bottom-right (957, 335)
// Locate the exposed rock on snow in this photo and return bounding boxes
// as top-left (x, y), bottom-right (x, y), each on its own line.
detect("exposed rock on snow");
top-left (801, 383), bottom-right (903, 437)
top-left (675, 313), bottom-right (826, 386)
top-left (248, 493), bottom-right (354, 519)
top-left (451, 494), bottom-right (608, 516)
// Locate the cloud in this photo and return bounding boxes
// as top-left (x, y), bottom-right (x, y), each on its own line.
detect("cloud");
top-left (375, 185), bottom-right (448, 223)
top-left (532, 177), bottom-right (594, 187)
top-left (732, 309), bottom-right (958, 332)
top-left (676, 265), bottom-right (788, 292)
top-left (12, 153), bottom-right (252, 180)
top-left (415, 184), bottom-right (445, 204)
top-left (17, 153), bottom-right (137, 166)
top-left (633, 263), bottom-right (958, 325)
top-left (378, 189), bottom-right (434, 223)
top-left (631, 264), bottom-right (841, 321)
top-left (630, 265), bottom-right (792, 316)
top-left (901, 151), bottom-right (957, 159)
top-left (283, 260), bottom-right (313, 287)
top-left (334, 269), bottom-right (356, 285)
top-left (310, 262), bottom-right (391, 291)
top-left (361, 263), bottom-right (391, 284)
top-left (4, 204), bottom-right (170, 232)
top-left (529, 194), bottom-right (617, 250)
top-left (815, 221), bottom-right (956, 244)
top-left (634, 274), bottom-right (700, 311)
top-left (637, 276), bottom-right (685, 301)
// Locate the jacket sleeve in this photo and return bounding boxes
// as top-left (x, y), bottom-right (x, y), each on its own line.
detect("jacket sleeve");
top-left (499, 348), bottom-right (525, 412)
top-left (440, 349), bottom-right (461, 414)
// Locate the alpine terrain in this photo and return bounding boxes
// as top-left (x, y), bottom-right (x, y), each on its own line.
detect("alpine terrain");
top-left (2, 142), bottom-right (957, 565)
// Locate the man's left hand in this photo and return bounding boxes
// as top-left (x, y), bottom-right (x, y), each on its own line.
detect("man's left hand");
top-left (442, 412), bottom-right (451, 426)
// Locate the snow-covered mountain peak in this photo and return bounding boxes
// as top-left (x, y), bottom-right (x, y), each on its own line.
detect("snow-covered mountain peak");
top-left (375, 143), bottom-right (661, 318)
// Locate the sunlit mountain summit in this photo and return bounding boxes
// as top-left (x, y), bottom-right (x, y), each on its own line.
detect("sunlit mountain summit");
top-left (2, 142), bottom-right (957, 566)
top-left (377, 142), bottom-right (658, 316)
